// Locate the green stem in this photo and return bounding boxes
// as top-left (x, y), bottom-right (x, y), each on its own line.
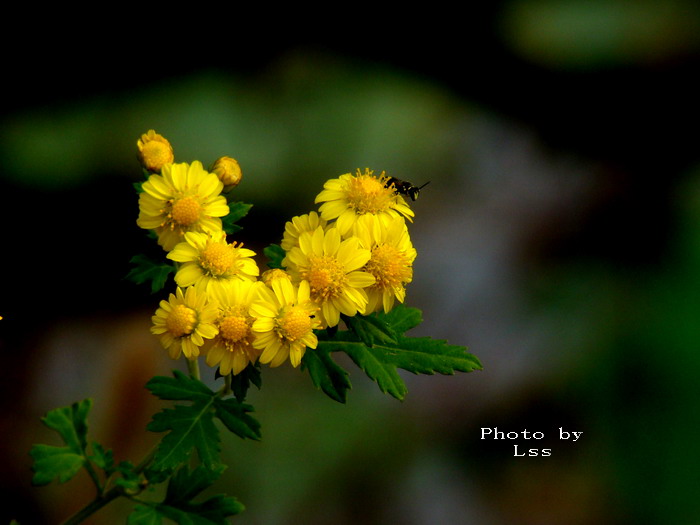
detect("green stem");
top-left (224, 373), bottom-right (232, 396)
top-left (60, 485), bottom-right (123, 525)
top-left (187, 357), bottom-right (200, 380)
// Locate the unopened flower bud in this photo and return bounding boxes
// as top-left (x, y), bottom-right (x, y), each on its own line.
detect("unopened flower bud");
top-left (137, 130), bottom-right (174, 173)
top-left (211, 156), bottom-right (242, 190)
top-left (261, 268), bottom-right (292, 288)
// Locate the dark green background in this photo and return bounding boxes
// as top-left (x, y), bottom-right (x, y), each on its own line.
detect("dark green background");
top-left (2, 2), bottom-right (700, 523)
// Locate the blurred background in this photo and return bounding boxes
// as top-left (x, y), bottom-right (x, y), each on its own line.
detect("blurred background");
top-left (2, 1), bottom-right (700, 523)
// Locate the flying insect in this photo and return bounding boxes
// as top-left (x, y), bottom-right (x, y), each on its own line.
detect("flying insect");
top-left (384, 177), bottom-right (430, 201)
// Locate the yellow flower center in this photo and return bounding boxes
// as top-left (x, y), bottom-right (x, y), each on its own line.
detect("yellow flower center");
top-left (166, 304), bottom-right (197, 337)
top-left (305, 255), bottom-right (346, 299)
top-left (365, 244), bottom-right (412, 288)
top-left (277, 306), bottom-right (312, 341)
top-left (219, 314), bottom-right (249, 343)
top-left (345, 171), bottom-right (395, 214)
top-left (200, 242), bottom-right (235, 276)
top-left (171, 196), bottom-right (201, 227)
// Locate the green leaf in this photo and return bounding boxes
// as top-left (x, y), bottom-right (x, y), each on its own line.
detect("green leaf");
top-left (128, 505), bottom-right (162, 525)
top-left (30, 444), bottom-right (85, 485)
top-left (147, 402), bottom-right (221, 472)
top-left (89, 442), bottom-right (115, 475)
top-left (146, 371), bottom-right (214, 402)
top-left (130, 465), bottom-right (244, 525)
top-left (317, 307), bottom-right (482, 400)
top-left (114, 461), bottom-right (141, 492)
top-left (301, 346), bottom-right (352, 403)
top-left (42, 399), bottom-right (91, 452)
top-left (375, 303), bottom-right (423, 334)
top-left (213, 398), bottom-right (261, 441)
top-left (165, 464), bottom-right (226, 503)
top-left (229, 363), bottom-right (262, 402)
top-left (146, 371), bottom-right (261, 473)
top-left (30, 399), bottom-right (93, 485)
top-left (222, 202), bottom-right (253, 235)
top-left (263, 243), bottom-right (286, 269)
top-left (126, 254), bottom-right (174, 293)
top-left (344, 313), bottom-right (398, 346)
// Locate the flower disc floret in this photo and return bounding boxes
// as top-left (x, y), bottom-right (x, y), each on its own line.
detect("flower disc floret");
top-left (251, 279), bottom-right (320, 368)
top-left (168, 230), bottom-right (259, 291)
top-left (137, 161), bottom-right (229, 251)
top-left (314, 168), bottom-right (414, 235)
top-left (284, 226), bottom-right (375, 328)
top-left (353, 216), bottom-right (416, 313)
top-left (151, 285), bottom-right (218, 360)
top-left (203, 280), bottom-right (264, 375)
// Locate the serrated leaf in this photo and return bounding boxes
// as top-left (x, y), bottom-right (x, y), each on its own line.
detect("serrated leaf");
top-left (263, 244), bottom-right (286, 269)
top-left (229, 363), bottom-right (262, 402)
top-left (147, 401), bottom-right (221, 472)
top-left (375, 303), bottom-right (423, 334)
top-left (89, 442), bottom-right (115, 474)
top-left (126, 254), bottom-right (174, 293)
top-left (166, 465), bottom-right (226, 504)
top-left (301, 346), bottom-right (351, 403)
top-left (114, 461), bottom-right (141, 492)
top-left (30, 399), bottom-right (93, 485)
top-left (42, 399), bottom-right (92, 453)
top-left (214, 398), bottom-right (261, 441)
top-left (222, 202), bottom-right (253, 235)
top-left (131, 465), bottom-right (244, 525)
top-left (318, 321), bottom-right (482, 400)
top-left (29, 444), bottom-right (85, 485)
top-left (128, 505), bottom-right (162, 525)
top-left (344, 314), bottom-right (398, 346)
top-left (146, 370), bottom-right (214, 402)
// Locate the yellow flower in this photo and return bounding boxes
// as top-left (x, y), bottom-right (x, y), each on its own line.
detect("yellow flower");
top-left (137, 129), bottom-right (174, 173)
top-left (151, 285), bottom-right (219, 360)
top-left (203, 279), bottom-right (265, 375)
top-left (314, 168), bottom-right (414, 236)
top-left (261, 268), bottom-right (293, 288)
top-left (251, 279), bottom-right (320, 368)
top-left (280, 211), bottom-right (328, 252)
top-left (352, 215), bottom-right (416, 314)
top-left (210, 156), bottom-right (243, 190)
top-left (137, 161), bottom-right (229, 251)
top-left (167, 230), bottom-right (259, 291)
top-left (284, 226), bottom-right (375, 328)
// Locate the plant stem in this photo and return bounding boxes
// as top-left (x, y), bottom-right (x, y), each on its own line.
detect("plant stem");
top-left (187, 357), bottom-right (200, 380)
top-left (60, 485), bottom-right (123, 525)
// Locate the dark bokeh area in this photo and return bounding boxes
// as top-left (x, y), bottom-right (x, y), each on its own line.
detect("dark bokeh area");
top-left (3, 2), bottom-right (700, 524)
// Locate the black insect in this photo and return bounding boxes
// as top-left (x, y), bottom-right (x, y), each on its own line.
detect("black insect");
top-left (384, 177), bottom-right (430, 201)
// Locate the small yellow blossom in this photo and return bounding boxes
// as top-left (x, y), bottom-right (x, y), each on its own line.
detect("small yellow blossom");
top-left (151, 286), bottom-right (219, 360)
top-left (352, 215), bottom-right (416, 313)
top-left (203, 279), bottom-right (265, 375)
top-left (210, 156), bottom-right (243, 190)
top-left (251, 279), bottom-right (320, 368)
top-left (280, 211), bottom-right (328, 252)
top-left (284, 226), bottom-right (375, 328)
top-left (137, 161), bottom-right (229, 251)
top-left (314, 168), bottom-right (414, 236)
top-left (167, 230), bottom-right (259, 291)
top-left (137, 130), bottom-right (174, 173)
top-left (261, 268), bottom-right (293, 288)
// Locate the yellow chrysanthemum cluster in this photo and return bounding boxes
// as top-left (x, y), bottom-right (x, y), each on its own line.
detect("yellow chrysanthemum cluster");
top-left (139, 134), bottom-right (418, 376)
top-left (139, 131), bottom-right (322, 375)
top-left (281, 168), bottom-right (417, 327)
